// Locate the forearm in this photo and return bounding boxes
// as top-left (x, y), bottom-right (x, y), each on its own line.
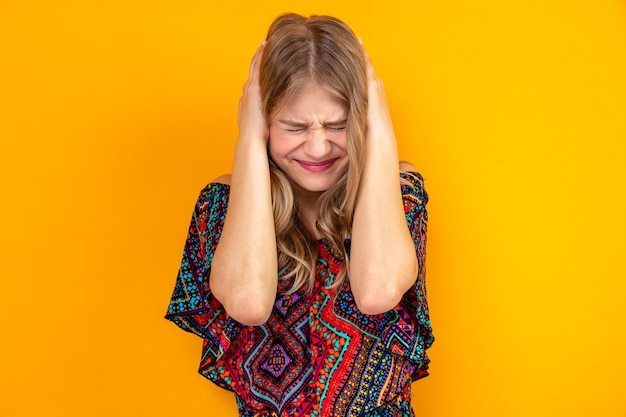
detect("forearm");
top-left (350, 144), bottom-right (417, 314)
top-left (350, 137), bottom-right (418, 315)
top-left (210, 139), bottom-right (278, 325)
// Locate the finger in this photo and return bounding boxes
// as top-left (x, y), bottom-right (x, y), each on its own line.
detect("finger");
top-left (359, 39), bottom-right (376, 83)
top-left (248, 40), bottom-right (266, 81)
top-left (237, 96), bottom-right (242, 124)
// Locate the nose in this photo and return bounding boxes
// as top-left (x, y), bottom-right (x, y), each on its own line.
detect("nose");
top-left (303, 127), bottom-right (331, 159)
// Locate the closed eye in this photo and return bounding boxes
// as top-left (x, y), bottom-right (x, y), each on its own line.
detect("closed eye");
top-left (327, 126), bottom-right (346, 132)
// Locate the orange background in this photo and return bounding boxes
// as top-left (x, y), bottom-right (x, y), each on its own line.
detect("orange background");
top-left (1, 1), bottom-right (625, 416)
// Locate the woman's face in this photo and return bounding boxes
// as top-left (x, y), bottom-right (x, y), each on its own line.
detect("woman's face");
top-left (268, 81), bottom-right (349, 199)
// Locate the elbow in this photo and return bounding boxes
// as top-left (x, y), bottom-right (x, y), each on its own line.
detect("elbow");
top-left (214, 283), bottom-right (275, 325)
top-left (229, 308), bottom-right (272, 326)
top-left (210, 278), bottom-right (274, 326)
top-left (352, 261), bottom-right (417, 316)
top-left (225, 297), bottom-right (273, 326)
top-left (210, 264), bottom-right (276, 326)
top-left (353, 286), bottom-right (403, 316)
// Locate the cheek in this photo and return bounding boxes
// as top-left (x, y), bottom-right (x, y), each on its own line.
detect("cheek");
top-left (267, 126), bottom-right (279, 157)
top-left (268, 129), bottom-right (289, 160)
top-left (340, 133), bottom-right (348, 149)
top-left (267, 142), bottom-right (279, 165)
top-left (333, 132), bottom-right (348, 152)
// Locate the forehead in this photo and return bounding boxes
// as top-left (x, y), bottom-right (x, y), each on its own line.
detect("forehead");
top-left (273, 81), bottom-right (348, 122)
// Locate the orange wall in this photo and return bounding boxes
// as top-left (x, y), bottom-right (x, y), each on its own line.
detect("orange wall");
top-left (1, 1), bottom-right (625, 416)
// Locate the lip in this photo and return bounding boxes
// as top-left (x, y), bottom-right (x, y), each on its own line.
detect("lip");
top-left (296, 158), bottom-right (339, 173)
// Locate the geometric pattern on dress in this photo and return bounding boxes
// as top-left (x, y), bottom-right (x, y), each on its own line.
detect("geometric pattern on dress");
top-left (165, 171), bottom-right (433, 416)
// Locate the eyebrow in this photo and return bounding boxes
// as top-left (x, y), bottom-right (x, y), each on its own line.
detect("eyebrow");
top-left (323, 119), bottom-right (348, 127)
top-left (277, 119), bottom-right (347, 127)
top-left (277, 120), bottom-right (310, 127)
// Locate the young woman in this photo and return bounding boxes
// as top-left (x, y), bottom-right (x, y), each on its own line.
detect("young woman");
top-left (165, 13), bottom-right (433, 417)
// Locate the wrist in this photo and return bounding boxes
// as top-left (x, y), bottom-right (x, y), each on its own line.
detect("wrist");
top-left (365, 131), bottom-right (398, 154)
top-left (236, 132), bottom-right (269, 147)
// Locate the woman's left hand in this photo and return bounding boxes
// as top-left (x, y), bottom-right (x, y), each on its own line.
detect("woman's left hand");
top-left (363, 48), bottom-right (397, 144)
top-left (350, 43), bottom-right (417, 316)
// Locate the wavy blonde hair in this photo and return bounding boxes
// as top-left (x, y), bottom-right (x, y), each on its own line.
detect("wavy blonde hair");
top-left (260, 13), bottom-right (368, 293)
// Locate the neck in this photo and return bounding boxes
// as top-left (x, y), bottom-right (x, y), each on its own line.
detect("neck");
top-left (294, 188), bottom-right (322, 240)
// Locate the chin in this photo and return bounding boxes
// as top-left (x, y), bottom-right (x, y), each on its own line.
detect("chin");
top-left (291, 178), bottom-right (340, 195)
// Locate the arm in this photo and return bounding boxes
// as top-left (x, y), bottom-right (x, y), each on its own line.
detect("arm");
top-left (349, 50), bottom-right (419, 315)
top-left (209, 42), bottom-right (277, 326)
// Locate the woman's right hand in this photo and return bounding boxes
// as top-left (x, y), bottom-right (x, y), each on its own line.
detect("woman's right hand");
top-left (211, 40), bottom-right (277, 326)
top-left (237, 41), bottom-right (269, 144)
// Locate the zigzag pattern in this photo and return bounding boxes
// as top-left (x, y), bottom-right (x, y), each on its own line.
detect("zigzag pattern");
top-left (165, 172), bottom-right (433, 416)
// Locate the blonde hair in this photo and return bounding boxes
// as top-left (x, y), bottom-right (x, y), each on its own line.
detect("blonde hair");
top-left (260, 13), bottom-right (367, 293)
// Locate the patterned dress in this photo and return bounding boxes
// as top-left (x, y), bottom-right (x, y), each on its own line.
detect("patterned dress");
top-left (165, 171), bottom-right (433, 416)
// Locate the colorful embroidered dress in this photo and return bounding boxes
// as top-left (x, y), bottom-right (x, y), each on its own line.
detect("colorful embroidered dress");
top-left (165, 171), bottom-right (433, 416)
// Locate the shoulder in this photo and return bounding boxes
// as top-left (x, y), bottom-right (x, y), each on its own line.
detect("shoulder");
top-left (399, 160), bottom-right (417, 172)
top-left (211, 174), bottom-right (231, 185)
top-left (398, 160), bottom-right (425, 187)
top-left (196, 174), bottom-right (231, 205)
top-left (194, 175), bottom-right (231, 214)
top-left (398, 161), bottom-right (427, 205)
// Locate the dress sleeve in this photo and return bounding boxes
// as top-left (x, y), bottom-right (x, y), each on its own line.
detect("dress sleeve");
top-left (164, 183), bottom-right (241, 368)
top-left (380, 171), bottom-right (434, 380)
